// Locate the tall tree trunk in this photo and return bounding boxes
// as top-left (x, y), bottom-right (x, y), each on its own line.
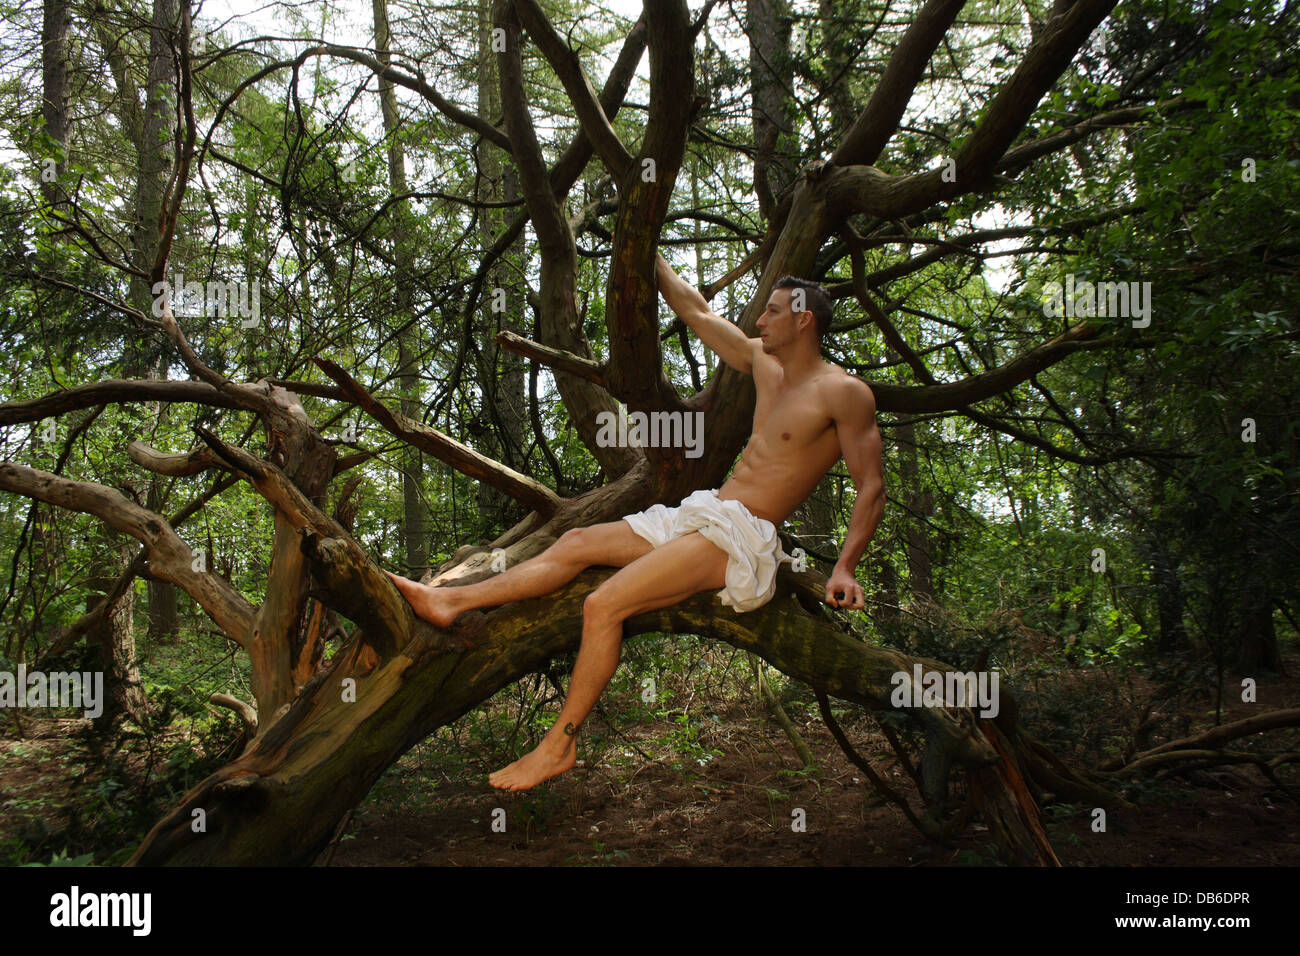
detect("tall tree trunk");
top-left (79, 0), bottom-right (185, 725)
top-left (40, 0), bottom-right (71, 211)
top-left (109, 0), bottom-right (183, 721)
top-left (747, 0), bottom-right (795, 222)
top-left (473, 0), bottom-right (528, 534)
top-left (86, 551), bottom-right (144, 726)
top-left (818, 0), bottom-right (859, 134)
top-left (372, 0), bottom-right (428, 577)
top-left (1234, 543), bottom-right (1283, 673)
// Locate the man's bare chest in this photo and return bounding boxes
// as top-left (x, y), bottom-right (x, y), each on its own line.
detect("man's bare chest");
top-left (752, 381), bottom-right (836, 447)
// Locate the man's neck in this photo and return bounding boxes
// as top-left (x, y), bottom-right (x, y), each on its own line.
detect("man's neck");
top-left (776, 345), bottom-right (828, 386)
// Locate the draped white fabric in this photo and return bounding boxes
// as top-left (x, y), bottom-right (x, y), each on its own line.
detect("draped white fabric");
top-left (623, 489), bottom-right (791, 613)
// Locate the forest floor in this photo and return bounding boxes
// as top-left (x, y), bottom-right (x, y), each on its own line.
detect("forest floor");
top-left (1, 649), bottom-right (1297, 866)
top-left (322, 653), bottom-right (1300, 867)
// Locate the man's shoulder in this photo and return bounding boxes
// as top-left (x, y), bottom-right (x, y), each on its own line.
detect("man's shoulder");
top-left (817, 365), bottom-right (875, 410)
top-left (816, 361), bottom-right (878, 400)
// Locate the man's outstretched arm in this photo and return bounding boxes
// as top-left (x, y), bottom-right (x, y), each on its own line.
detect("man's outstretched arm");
top-left (825, 377), bottom-right (886, 610)
top-left (656, 253), bottom-right (757, 374)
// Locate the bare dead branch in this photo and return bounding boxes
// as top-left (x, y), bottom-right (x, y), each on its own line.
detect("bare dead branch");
top-left (127, 441), bottom-right (227, 477)
top-left (0, 463), bottom-right (255, 648)
top-left (313, 358), bottom-right (563, 516)
top-left (496, 330), bottom-right (608, 388)
top-left (210, 693), bottom-right (258, 736)
top-left (1106, 707), bottom-right (1300, 774)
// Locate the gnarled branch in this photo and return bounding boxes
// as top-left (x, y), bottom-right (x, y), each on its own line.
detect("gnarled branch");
top-left (0, 463), bottom-right (255, 648)
top-left (312, 358), bottom-right (563, 517)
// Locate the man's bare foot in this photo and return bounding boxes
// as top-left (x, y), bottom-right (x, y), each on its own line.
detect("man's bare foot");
top-left (489, 733), bottom-right (578, 792)
top-left (383, 570), bottom-right (465, 629)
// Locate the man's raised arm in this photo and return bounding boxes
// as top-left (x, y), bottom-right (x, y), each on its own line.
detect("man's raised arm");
top-left (656, 254), bottom-right (757, 374)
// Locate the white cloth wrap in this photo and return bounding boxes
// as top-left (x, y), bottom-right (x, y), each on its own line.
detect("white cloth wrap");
top-left (622, 489), bottom-right (790, 613)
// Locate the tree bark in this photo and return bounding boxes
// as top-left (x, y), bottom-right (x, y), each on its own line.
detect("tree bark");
top-left (128, 543), bottom-right (1013, 864)
top-left (473, 0), bottom-right (529, 535)
top-left (40, 0), bottom-right (72, 210)
top-left (372, 0), bottom-right (429, 578)
top-left (747, 0), bottom-right (795, 221)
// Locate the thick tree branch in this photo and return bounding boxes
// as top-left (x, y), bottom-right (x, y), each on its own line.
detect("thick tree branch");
top-left (512, 0), bottom-right (634, 176)
top-left (830, 205), bottom-right (1139, 293)
top-left (492, 0), bottom-right (641, 479)
top-left (604, 0), bottom-right (695, 429)
top-left (832, 0), bottom-right (969, 166)
top-left (0, 379), bottom-right (253, 426)
top-left (494, 1), bottom-right (570, 254)
top-left (191, 428), bottom-right (414, 660)
top-left (155, 297), bottom-right (264, 411)
top-left (441, 16), bottom-right (645, 448)
top-left (866, 322), bottom-right (1107, 413)
top-left (496, 330), bottom-right (608, 389)
top-left (129, 564), bottom-right (1009, 865)
top-left (954, 0), bottom-right (1117, 178)
top-left (0, 463), bottom-right (255, 648)
top-left (313, 357), bottom-right (563, 516)
top-left (817, 1), bottom-right (1119, 223)
top-left (127, 441), bottom-right (227, 477)
top-left (996, 100), bottom-right (1187, 177)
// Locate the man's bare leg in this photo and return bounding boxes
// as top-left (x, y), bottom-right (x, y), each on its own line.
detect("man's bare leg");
top-left (384, 521), bottom-right (653, 628)
top-left (489, 531), bottom-right (729, 791)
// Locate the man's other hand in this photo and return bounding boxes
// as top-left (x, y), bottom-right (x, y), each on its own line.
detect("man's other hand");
top-left (824, 567), bottom-right (865, 610)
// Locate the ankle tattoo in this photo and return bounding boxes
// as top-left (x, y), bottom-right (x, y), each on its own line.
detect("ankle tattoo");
top-left (563, 721), bottom-right (579, 737)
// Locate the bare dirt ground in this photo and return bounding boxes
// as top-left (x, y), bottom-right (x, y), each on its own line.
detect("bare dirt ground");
top-left (322, 663), bottom-right (1300, 867)
top-left (3, 650), bottom-right (1297, 866)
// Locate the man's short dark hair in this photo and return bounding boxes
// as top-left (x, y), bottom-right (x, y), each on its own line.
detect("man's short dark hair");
top-left (773, 276), bottom-right (833, 338)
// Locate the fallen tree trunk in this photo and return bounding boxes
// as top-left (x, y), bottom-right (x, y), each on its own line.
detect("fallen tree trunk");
top-left (126, 560), bottom-right (994, 865)
top-left (126, 501), bottom-right (1129, 866)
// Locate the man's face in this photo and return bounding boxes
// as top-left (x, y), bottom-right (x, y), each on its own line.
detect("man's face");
top-left (757, 287), bottom-right (807, 353)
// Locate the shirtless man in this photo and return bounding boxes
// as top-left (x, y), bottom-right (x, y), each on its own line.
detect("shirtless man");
top-left (386, 253), bottom-right (885, 791)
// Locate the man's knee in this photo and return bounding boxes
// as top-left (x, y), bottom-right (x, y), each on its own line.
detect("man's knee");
top-left (583, 584), bottom-right (623, 623)
top-left (556, 527), bottom-right (585, 547)
top-left (552, 527), bottom-right (592, 562)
